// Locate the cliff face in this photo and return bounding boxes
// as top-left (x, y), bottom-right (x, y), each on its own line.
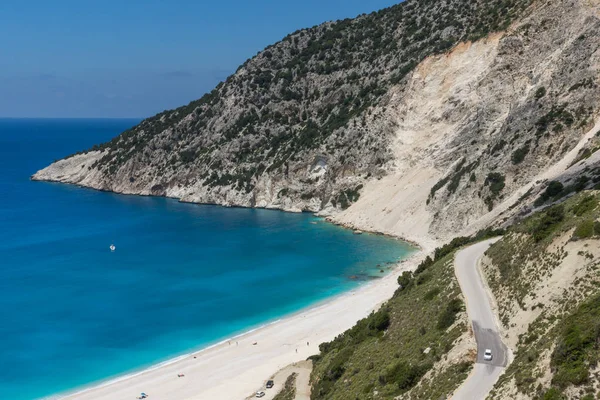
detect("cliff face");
top-left (33, 0), bottom-right (600, 246)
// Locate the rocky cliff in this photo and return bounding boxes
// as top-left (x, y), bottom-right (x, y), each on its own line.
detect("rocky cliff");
top-left (33, 0), bottom-right (600, 247)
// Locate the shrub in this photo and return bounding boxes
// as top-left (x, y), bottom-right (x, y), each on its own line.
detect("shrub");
top-left (551, 294), bottom-right (600, 388)
top-left (416, 272), bottom-right (431, 285)
top-left (545, 181), bottom-right (565, 196)
top-left (531, 205), bottom-right (565, 242)
top-left (574, 176), bottom-right (590, 192)
top-left (385, 361), bottom-right (432, 390)
top-left (535, 87), bottom-right (547, 99)
top-left (415, 256), bottom-right (434, 274)
top-left (319, 307), bottom-right (391, 354)
top-left (534, 181), bottom-right (565, 206)
top-left (434, 236), bottom-right (470, 260)
top-left (325, 347), bottom-right (354, 381)
top-left (437, 298), bottom-right (463, 330)
top-left (572, 219), bottom-right (595, 240)
top-left (571, 195), bottom-right (597, 216)
top-left (370, 308), bottom-right (391, 331)
top-left (397, 271), bottom-right (414, 291)
top-left (542, 388), bottom-right (564, 400)
top-left (485, 172), bottom-right (506, 196)
top-left (511, 145), bottom-right (530, 164)
top-left (424, 287), bottom-right (441, 301)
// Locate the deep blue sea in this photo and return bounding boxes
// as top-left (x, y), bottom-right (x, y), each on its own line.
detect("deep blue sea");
top-left (0, 118), bottom-right (413, 400)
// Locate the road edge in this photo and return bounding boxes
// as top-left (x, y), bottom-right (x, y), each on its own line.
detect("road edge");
top-left (450, 238), bottom-right (511, 400)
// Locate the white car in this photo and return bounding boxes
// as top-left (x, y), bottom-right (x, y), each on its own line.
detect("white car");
top-left (483, 349), bottom-right (493, 361)
top-left (256, 391), bottom-right (266, 398)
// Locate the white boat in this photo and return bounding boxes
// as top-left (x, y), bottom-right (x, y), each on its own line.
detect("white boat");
top-left (110, 244), bottom-right (116, 252)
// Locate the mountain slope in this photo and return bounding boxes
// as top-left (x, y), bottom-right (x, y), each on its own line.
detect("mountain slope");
top-left (33, 0), bottom-right (600, 247)
top-left (483, 191), bottom-right (600, 399)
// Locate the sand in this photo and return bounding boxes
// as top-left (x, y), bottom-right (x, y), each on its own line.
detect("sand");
top-left (60, 256), bottom-right (418, 400)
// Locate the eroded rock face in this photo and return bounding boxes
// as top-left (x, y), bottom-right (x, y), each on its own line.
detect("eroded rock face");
top-left (336, 0), bottom-right (600, 246)
top-left (33, 0), bottom-right (600, 245)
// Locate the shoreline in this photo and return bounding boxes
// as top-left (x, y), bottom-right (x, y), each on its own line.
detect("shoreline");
top-left (33, 178), bottom-right (424, 249)
top-left (53, 251), bottom-right (422, 400)
top-left (30, 178), bottom-right (425, 400)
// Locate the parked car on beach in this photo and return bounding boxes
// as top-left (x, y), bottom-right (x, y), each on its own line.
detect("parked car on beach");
top-left (266, 380), bottom-right (274, 389)
top-left (256, 391), bottom-right (265, 398)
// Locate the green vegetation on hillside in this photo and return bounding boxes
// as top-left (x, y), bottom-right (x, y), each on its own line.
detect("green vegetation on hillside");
top-left (69, 0), bottom-right (534, 207)
top-left (309, 228), bottom-right (504, 400)
top-left (484, 191), bottom-right (600, 399)
top-left (310, 253), bottom-right (469, 400)
top-left (551, 294), bottom-right (600, 389)
top-left (274, 373), bottom-right (298, 400)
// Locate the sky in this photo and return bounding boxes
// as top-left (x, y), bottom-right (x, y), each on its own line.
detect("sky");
top-left (0, 0), bottom-right (399, 118)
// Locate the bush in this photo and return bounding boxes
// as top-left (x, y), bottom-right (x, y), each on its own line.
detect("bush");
top-left (534, 181), bottom-right (564, 207)
top-left (434, 236), bottom-right (470, 260)
top-left (572, 219), bottom-right (595, 240)
top-left (424, 287), bottom-right (441, 301)
top-left (385, 361), bottom-right (432, 390)
top-left (511, 145), bottom-right (530, 164)
top-left (551, 294), bottom-right (600, 388)
top-left (319, 308), bottom-right (391, 354)
top-left (415, 272), bottom-right (431, 285)
top-left (542, 388), bottom-right (564, 400)
top-left (571, 195), bottom-right (597, 216)
top-left (414, 256), bottom-right (434, 274)
top-left (370, 308), bottom-right (391, 331)
top-left (397, 271), bottom-right (414, 291)
top-left (437, 298), bottom-right (463, 330)
top-left (485, 172), bottom-right (506, 196)
top-left (535, 87), bottom-right (547, 99)
top-left (326, 347), bottom-right (355, 381)
top-left (530, 205), bottom-right (565, 242)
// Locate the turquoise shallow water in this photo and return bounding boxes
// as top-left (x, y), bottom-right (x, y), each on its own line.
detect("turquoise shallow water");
top-left (0, 118), bottom-right (414, 400)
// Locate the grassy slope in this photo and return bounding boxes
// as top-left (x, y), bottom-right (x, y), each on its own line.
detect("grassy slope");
top-left (274, 373), bottom-right (298, 400)
top-left (309, 254), bottom-right (472, 400)
top-left (484, 191), bottom-right (600, 399)
top-left (308, 192), bottom-right (600, 400)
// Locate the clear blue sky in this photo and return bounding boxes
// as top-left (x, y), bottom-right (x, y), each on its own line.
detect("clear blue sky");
top-left (0, 0), bottom-right (399, 118)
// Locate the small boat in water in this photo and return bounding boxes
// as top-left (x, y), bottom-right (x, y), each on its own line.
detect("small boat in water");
top-left (110, 244), bottom-right (116, 252)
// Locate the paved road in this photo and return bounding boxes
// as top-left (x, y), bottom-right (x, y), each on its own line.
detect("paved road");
top-left (451, 238), bottom-right (508, 400)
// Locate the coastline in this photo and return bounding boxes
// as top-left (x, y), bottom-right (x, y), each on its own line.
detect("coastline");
top-left (53, 251), bottom-right (422, 400)
top-left (33, 178), bottom-right (426, 251)
top-left (30, 178), bottom-right (425, 400)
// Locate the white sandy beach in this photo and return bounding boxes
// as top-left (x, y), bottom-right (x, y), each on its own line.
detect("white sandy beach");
top-left (61, 256), bottom-right (418, 400)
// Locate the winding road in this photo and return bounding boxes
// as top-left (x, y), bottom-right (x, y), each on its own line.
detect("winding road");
top-left (452, 238), bottom-right (509, 400)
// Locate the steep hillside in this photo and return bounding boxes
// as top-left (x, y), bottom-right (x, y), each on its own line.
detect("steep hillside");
top-left (307, 191), bottom-right (600, 400)
top-left (334, 0), bottom-right (600, 245)
top-left (482, 191), bottom-right (600, 400)
top-left (33, 0), bottom-right (600, 246)
top-left (310, 245), bottom-right (476, 400)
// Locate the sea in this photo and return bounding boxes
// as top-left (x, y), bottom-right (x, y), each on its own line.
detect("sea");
top-left (0, 118), bottom-right (414, 399)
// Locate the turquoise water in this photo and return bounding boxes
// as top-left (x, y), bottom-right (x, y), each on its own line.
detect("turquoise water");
top-left (0, 119), bottom-right (414, 400)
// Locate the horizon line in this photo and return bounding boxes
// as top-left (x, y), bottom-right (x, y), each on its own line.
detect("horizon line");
top-left (0, 116), bottom-right (145, 120)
